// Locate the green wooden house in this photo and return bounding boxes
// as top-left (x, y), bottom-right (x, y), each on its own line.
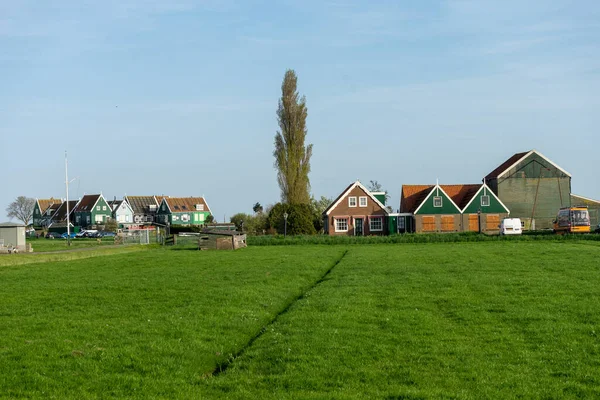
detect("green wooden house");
top-left (156, 197), bottom-right (212, 226)
top-left (72, 194), bottom-right (113, 228)
top-left (460, 184), bottom-right (510, 232)
top-left (403, 184), bottom-right (463, 233)
top-left (485, 150), bottom-right (571, 230)
top-left (32, 198), bottom-right (61, 228)
top-left (400, 183), bottom-right (509, 233)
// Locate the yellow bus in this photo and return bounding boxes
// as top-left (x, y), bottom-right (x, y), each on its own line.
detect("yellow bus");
top-left (553, 206), bottom-right (591, 234)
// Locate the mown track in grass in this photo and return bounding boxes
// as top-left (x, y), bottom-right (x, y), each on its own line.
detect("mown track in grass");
top-left (212, 250), bottom-right (349, 376)
top-left (203, 242), bottom-right (600, 399)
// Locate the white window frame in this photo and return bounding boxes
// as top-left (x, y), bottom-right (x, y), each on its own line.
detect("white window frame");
top-left (433, 196), bottom-right (443, 208)
top-left (96, 206), bottom-right (101, 211)
top-left (359, 196), bottom-right (367, 207)
top-left (102, 205), bottom-right (107, 211)
top-left (348, 197), bottom-right (357, 208)
top-left (398, 217), bottom-right (405, 230)
top-left (335, 218), bottom-right (349, 232)
top-left (481, 195), bottom-right (490, 207)
top-left (369, 217), bottom-right (383, 232)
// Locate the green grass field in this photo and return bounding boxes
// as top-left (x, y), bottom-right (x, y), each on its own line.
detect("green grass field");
top-left (1, 242), bottom-right (599, 398)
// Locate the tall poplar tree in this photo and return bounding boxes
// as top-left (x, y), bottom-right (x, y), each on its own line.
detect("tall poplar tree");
top-left (274, 69), bottom-right (313, 204)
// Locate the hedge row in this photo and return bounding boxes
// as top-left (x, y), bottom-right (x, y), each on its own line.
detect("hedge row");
top-left (247, 232), bottom-right (600, 246)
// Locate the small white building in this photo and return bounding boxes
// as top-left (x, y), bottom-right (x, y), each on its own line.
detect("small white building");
top-left (0, 222), bottom-right (26, 252)
top-left (109, 200), bottom-right (134, 227)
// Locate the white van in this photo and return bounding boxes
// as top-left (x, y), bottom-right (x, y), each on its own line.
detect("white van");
top-left (500, 218), bottom-right (522, 235)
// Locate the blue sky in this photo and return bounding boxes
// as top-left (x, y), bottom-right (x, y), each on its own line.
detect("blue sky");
top-left (2, 0), bottom-right (599, 221)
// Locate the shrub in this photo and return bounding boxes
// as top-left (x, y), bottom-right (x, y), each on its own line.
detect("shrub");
top-left (268, 203), bottom-right (316, 235)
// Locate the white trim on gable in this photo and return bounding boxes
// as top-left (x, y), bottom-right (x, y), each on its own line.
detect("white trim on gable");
top-left (413, 185), bottom-right (462, 215)
top-left (324, 181), bottom-right (389, 216)
top-left (496, 149), bottom-right (571, 179)
top-left (461, 183), bottom-right (510, 214)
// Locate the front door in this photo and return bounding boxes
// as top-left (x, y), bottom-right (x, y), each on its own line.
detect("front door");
top-left (355, 218), bottom-right (363, 236)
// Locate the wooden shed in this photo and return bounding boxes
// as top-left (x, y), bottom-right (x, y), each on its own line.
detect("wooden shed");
top-left (198, 230), bottom-right (247, 250)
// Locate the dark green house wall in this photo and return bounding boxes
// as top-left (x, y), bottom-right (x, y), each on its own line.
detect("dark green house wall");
top-left (32, 203), bottom-right (43, 228)
top-left (415, 189), bottom-right (460, 215)
top-left (463, 187), bottom-right (508, 214)
top-left (74, 196), bottom-right (113, 228)
top-left (489, 153), bottom-right (571, 230)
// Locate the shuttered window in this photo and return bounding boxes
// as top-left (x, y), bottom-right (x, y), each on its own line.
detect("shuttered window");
top-left (422, 216), bottom-right (435, 232)
top-left (441, 215), bottom-right (455, 231)
top-left (486, 214), bottom-right (500, 230)
top-left (468, 214), bottom-right (479, 231)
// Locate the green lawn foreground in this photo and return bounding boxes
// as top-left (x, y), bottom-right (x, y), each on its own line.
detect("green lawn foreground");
top-left (0, 246), bottom-right (345, 398)
top-left (203, 242), bottom-right (600, 399)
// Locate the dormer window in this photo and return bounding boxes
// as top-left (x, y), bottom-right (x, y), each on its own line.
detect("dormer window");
top-left (433, 196), bottom-right (443, 208)
top-left (196, 204), bottom-right (204, 211)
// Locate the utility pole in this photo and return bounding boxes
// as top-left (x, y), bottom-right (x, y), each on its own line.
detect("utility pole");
top-left (65, 151), bottom-right (71, 246)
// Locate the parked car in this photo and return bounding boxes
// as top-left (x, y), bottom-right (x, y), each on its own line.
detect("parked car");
top-left (45, 232), bottom-right (62, 239)
top-left (101, 232), bottom-right (116, 237)
top-left (61, 232), bottom-right (77, 239)
top-left (77, 230), bottom-right (98, 238)
top-left (500, 218), bottom-right (522, 235)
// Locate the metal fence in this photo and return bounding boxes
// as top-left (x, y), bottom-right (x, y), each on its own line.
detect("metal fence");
top-left (117, 230), bottom-right (163, 245)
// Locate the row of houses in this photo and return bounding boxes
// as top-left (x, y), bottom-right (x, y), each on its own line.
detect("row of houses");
top-left (32, 194), bottom-right (212, 230)
top-left (323, 149), bottom-right (600, 235)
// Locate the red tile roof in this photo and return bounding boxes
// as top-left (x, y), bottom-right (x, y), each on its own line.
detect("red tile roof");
top-left (401, 184), bottom-right (483, 213)
top-left (485, 151), bottom-right (529, 180)
top-left (440, 184), bottom-right (482, 209)
top-left (400, 185), bottom-right (434, 213)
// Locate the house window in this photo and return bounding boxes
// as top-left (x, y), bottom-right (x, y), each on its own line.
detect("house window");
top-left (181, 214), bottom-right (190, 222)
top-left (102, 205), bottom-right (107, 211)
top-left (481, 195), bottom-right (490, 207)
top-left (86, 216), bottom-right (91, 224)
top-left (96, 206), bottom-right (101, 211)
top-left (348, 197), bottom-right (357, 207)
top-left (433, 196), bottom-right (443, 208)
top-left (370, 217), bottom-right (383, 231)
top-left (335, 218), bottom-right (348, 232)
top-left (398, 217), bottom-right (405, 230)
top-left (196, 204), bottom-right (204, 211)
top-left (359, 197), bottom-right (367, 207)
top-left (76, 215), bottom-right (80, 223)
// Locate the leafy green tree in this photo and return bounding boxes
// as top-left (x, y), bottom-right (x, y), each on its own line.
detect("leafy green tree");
top-left (205, 214), bottom-right (215, 224)
top-left (230, 213), bottom-right (250, 232)
top-left (368, 180), bottom-right (391, 204)
top-left (274, 69), bottom-right (313, 204)
top-left (253, 202), bottom-right (263, 214)
top-left (268, 203), bottom-right (316, 235)
top-left (6, 196), bottom-right (35, 226)
top-left (310, 196), bottom-right (333, 232)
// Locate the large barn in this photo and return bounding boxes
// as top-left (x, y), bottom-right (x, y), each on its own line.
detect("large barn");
top-left (485, 150), bottom-right (571, 230)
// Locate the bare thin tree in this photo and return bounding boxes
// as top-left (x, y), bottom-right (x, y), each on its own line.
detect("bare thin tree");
top-left (6, 196), bottom-right (35, 226)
